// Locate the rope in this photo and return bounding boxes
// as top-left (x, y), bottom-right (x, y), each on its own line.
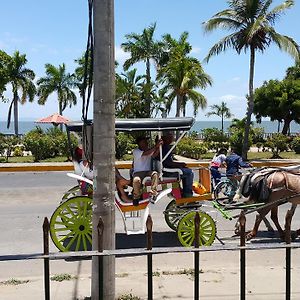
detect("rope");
top-left (81, 0), bottom-right (94, 165)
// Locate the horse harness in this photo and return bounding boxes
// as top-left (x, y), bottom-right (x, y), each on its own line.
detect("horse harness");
top-left (240, 167), bottom-right (299, 202)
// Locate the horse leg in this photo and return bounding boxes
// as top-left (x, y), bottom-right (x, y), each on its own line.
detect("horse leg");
top-left (246, 205), bottom-right (273, 240)
top-left (270, 206), bottom-right (285, 240)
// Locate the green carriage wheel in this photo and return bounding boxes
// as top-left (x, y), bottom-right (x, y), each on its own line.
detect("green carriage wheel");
top-left (61, 185), bottom-right (81, 203)
top-left (164, 200), bottom-right (187, 231)
top-left (177, 211), bottom-right (216, 247)
top-left (214, 180), bottom-right (237, 203)
top-left (50, 196), bottom-right (93, 252)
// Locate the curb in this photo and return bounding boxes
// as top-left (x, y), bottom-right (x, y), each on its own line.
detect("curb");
top-left (0, 159), bottom-right (299, 172)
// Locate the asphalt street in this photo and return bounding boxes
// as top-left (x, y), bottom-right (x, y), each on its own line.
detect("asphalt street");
top-left (1, 171), bottom-right (300, 299)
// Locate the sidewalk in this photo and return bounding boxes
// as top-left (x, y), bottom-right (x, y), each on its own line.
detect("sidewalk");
top-left (1, 156), bottom-right (300, 172)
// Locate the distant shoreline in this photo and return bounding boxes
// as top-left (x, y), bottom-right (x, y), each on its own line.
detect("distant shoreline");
top-left (1, 120), bottom-right (299, 135)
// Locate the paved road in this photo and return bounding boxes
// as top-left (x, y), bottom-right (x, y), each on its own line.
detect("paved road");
top-left (1, 171), bottom-right (300, 299)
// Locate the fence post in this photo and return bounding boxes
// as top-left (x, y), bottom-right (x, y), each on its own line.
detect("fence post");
top-left (97, 217), bottom-right (104, 300)
top-left (146, 215), bottom-right (153, 300)
top-left (43, 217), bottom-right (50, 300)
top-left (194, 212), bottom-right (200, 300)
top-left (239, 211), bottom-right (246, 300)
top-left (285, 210), bottom-right (292, 300)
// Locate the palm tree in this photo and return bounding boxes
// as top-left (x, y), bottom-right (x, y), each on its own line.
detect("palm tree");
top-left (115, 68), bottom-right (146, 118)
top-left (5, 51), bottom-right (36, 135)
top-left (121, 23), bottom-right (162, 116)
top-left (158, 33), bottom-right (212, 117)
top-left (203, 0), bottom-right (300, 159)
top-left (206, 101), bottom-right (233, 132)
top-left (37, 63), bottom-right (77, 129)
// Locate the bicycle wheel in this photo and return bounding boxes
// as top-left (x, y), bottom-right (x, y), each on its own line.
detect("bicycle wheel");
top-left (177, 211), bottom-right (216, 247)
top-left (214, 180), bottom-right (237, 203)
top-left (50, 196), bottom-right (92, 252)
top-left (164, 199), bottom-right (187, 231)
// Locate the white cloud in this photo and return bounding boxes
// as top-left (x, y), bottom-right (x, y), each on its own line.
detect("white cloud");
top-left (228, 77), bottom-right (240, 82)
top-left (115, 45), bottom-right (130, 65)
top-left (191, 46), bottom-right (201, 54)
top-left (219, 94), bottom-right (244, 102)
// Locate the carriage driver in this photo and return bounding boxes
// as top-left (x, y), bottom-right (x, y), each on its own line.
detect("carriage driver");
top-left (132, 136), bottom-right (163, 205)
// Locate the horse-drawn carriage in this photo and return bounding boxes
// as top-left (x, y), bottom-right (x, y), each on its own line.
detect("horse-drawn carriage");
top-left (49, 117), bottom-right (300, 252)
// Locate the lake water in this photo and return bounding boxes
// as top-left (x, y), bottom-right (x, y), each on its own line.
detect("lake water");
top-left (0, 120), bottom-right (299, 135)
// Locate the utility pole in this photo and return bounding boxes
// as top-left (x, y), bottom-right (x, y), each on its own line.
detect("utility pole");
top-left (92, 0), bottom-right (115, 299)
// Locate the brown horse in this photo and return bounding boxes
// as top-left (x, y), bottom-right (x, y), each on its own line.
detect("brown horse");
top-left (234, 166), bottom-right (300, 240)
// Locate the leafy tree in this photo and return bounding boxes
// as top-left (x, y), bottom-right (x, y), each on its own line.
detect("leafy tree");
top-left (74, 50), bottom-right (93, 97)
top-left (4, 51), bottom-right (36, 135)
top-left (228, 118), bottom-right (253, 155)
top-left (37, 63), bottom-right (76, 129)
top-left (201, 127), bottom-right (229, 151)
top-left (285, 61), bottom-right (300, 80)
top-left (253, 79), bottom-right (300, 134)
top-left (115, 68), bottom-right (150, 118)
top-left (203, 0), bottom-right (300, 159)
top-left (265, 133), bottom-right (289, 158)
top-left (158, 32), bottom-right (212, 117)
top-left (121, 23), bottom-right (162, 117)
top-left (0, 50), bottom-right (11, 100)
top-left (205, 101), bottom-right (233, 132)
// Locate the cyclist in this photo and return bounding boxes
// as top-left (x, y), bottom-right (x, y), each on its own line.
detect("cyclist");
top-left (226, 148), bottom-right (252, 180)
top-left (210, 148), bottom-right (227, 186)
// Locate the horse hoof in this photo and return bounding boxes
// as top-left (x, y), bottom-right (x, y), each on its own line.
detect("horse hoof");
top-left (246, 232), bottom-right (256, 241)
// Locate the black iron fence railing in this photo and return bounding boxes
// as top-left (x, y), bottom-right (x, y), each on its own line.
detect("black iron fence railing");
top-left (0, 212), bottom-right (298, 300)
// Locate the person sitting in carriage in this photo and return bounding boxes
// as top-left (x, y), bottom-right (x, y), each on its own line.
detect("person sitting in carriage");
top-left (73, 146), bottom-right (132, 202)
top-left (160, 131), bottom-right (194, 198)
top-left (132, 136), bottom-right (162, 205)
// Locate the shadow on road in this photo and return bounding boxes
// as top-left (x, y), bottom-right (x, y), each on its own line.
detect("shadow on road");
top-left (116, 231), bottom-right (181, 249)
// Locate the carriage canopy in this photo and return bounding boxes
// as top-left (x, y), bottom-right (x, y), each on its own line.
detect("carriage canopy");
top-left (65, 117), bottom-right (195, 133)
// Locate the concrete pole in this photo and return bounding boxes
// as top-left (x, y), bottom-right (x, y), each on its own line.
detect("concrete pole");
top-left (92, 0), bottom-right (115, 299)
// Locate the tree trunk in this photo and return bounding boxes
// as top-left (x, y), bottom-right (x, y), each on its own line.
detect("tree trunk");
top-left (176, 95), bottom-right (181, 117)
top-left (282, 118), bottom-right (292, 135)
top-left (221, 115), bottom-right (224, 133)
top-left (242, 47), bottom-right (255, 159)
top-left (59, 102), bottom-right (63, 131)
top-left (145, 58), bottom-right (151, 117)
top-left (92, 0), bottom-right (115, 299)
top-left (13, 93), bottom-right (19, 136)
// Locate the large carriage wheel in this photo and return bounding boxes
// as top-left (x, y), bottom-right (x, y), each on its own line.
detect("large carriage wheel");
top-left (214, 180), bottom-right (237, 203)
top-left (177, 211), bottom-right (216, 247)
top-left (61, 185), bottom-right (81, 202)
top-left (50, 196), bottom-right (92, 252)
top-left (164, 200), bottom-right (187, 231)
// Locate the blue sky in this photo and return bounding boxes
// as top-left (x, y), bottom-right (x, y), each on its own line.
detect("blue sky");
top-left (0, 0), bottom-right (299, 122)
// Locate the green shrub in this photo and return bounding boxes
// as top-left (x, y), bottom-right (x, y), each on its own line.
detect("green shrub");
top-left (291, 136), bottom-right (300, 154)
top-left (23, 126), bottom-right (77, 161)
top-left (265, 133), bottom-right (289, 158)
top-left (176, 137), bottom-right (207, 159)
top-left (201, 128), bottom-right (228, 151)
top-left (115, 133), bottom-right (135, 159)
top-left (13, 146), bottom-right (24, 157)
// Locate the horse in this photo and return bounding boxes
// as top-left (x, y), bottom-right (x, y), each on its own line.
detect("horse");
top-left (234, 166), bottom-right (300, 241)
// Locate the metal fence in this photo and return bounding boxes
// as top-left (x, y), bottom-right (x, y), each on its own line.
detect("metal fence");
top-left (0, 212), bottom-right (298, 300)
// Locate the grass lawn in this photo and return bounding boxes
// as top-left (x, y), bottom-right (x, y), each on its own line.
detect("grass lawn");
top-left (0, 156), bottom-right (69, 163)
top-left (0, 152), bottom-right (299, 164)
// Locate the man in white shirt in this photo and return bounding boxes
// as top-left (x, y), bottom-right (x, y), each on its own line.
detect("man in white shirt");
top-left (132, 136), bottom-right (162, 204)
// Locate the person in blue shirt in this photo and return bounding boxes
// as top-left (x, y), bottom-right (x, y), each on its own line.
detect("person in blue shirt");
top-left (225, 148), bottom-right (252, 177)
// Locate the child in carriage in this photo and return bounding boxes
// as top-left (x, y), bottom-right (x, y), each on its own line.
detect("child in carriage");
top-left (73, 146), bottom-right (132, 202)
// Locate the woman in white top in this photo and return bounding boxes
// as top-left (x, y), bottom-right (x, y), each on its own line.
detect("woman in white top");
top-left (210, 148), bottom-right (227, 186)
top-left (132, 136), bottom-right (162, 204)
